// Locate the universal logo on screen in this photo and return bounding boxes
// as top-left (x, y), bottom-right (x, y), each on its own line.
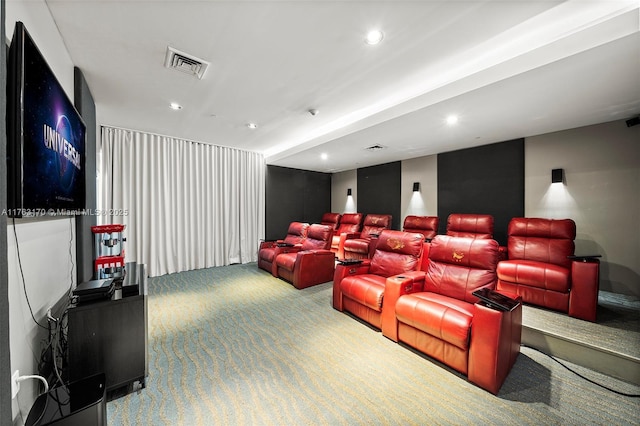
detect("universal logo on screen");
top-left (43, 117), bottom-right (82, 172)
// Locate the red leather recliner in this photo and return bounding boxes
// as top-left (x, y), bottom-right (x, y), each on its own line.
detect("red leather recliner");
top-left (496, 217), bottom-right (600, 322)
top-left (258, 222), bottom-right (309, 276)
top-left (447, 213), bottom-right (508, 260)
top-left (446, 213), bottom-right (494, 239)
top-left (342, 214), bottom-right (393, 260)
top-left (275, 224), bottom-right (335, 289)
top-left (330, 213), bottom-right (363, 258)
top-left (333, 230), bottom-right (425, 329)
top-left (382, 235), bottom-right (522, 394)
top-left (403, 215), bottom-right (439, 241)
top-left (320, 213), bottom-right (341, 231)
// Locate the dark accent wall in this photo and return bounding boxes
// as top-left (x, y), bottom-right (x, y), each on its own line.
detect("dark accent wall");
top-left (357, 161), bottom-right (401, 230)
top-left (74, 67), bottom-right (97, 283)
top-left (1, 0), bottom-right (11, 421)
top-left (437, 139), bottom-right (524, 245)
top-left (265, 165), bottom-right (331, 240)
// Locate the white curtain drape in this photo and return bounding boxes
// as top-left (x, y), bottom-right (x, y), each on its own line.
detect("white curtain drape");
top-left (99, 126), bottom-right (265, 277)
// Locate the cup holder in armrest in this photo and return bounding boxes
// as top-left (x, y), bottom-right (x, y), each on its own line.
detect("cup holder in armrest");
top-left (277, 243), bottom-right (295, 247)
top-left (568, 254), bottom-right (601, 262)
top-left (338, 259), bottom-right (363, 265)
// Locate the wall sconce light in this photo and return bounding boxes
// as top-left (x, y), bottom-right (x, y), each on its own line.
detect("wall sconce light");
top-left (412, 182), bottom-right (420, 192)
top-left (347, 188), bottom-right (352, 196)
top-left (551, 168), bottom-right (564, 184)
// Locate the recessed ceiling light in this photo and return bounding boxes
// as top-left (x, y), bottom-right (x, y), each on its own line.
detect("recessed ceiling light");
top-left (365, 29), bottom-right (384, 45)
top-left (446, 115), bottom-right (458, 125)
top-left (308, 109), bottom-right (319, 116)
top-left (247, 122), bottom-right (258, 129)
top-left (169, 102), bottom-right (182, 110)
top-left (321, 153), bottom-right (328, 160)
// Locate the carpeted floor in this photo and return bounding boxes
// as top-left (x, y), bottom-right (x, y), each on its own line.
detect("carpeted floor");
top-left (107, 263), bottom-right (640, 425)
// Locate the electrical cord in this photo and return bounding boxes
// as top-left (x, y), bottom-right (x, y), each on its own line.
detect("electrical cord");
top-left (40, 305), bottom-right (70, 389)
top-left (16, 374), bottom-right (49, 394)
top-left (12, 217), bottom-right (47, 330)
top-left (523, 344), bottom-right (640, 397)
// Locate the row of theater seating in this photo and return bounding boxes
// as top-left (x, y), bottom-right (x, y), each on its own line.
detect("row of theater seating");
top-left (260, 212), bottom-right (600, 323)
top-left (333, 231), bottom-right (520, 394)
top-left (257, 214), bottom-right (600, 393)
top-left (257, 223), bottom-right (522, 394)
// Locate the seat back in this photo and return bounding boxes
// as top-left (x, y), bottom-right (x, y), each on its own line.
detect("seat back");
top-left (283, 222), bottom-right (309, 245)
top-left (301, 224), bottom-right (333, 251)
top-left (507, 218), bottom-right (576, 269)
top-left (403, 215), bottom-right (439, 240)
top-left (320, 213), bottom-right (341, 230)
top-left (369, 230), bottom-right (424, 277)
top-left (424, 235), bottom-right (499, 303)
top-left (360, 214), bottom-right (392, 239)
top-left (335, 213), bottom-right (363, 234)
top-left (446, 214), bottom-right (494, 239)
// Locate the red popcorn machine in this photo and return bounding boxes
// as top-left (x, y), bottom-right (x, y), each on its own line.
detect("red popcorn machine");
top-left (91, 224), bottom-right (126, 279)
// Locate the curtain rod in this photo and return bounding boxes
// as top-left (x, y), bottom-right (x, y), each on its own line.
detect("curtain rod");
top-left (101, 123), bottom-right (264, 157)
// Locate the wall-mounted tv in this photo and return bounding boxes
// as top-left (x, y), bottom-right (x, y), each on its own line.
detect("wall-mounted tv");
top-left (6, 21), bottom-right (86, 218)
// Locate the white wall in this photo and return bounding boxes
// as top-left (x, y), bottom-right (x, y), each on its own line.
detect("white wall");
top-left (6, 2), bottom-right (78, 423)
top-left (525, 120), bottom-right (640, 296)
top-left (331, 169), bottom-right (357, 214)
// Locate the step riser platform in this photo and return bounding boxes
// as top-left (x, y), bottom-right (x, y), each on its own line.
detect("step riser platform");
top-left (522, 325), bottom-right (640, 386)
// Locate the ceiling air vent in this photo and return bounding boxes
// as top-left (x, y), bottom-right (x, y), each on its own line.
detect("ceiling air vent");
top-left (365, 144), bottom-right (387, 151)
top-left (164, 46), bottom-right (209, 80)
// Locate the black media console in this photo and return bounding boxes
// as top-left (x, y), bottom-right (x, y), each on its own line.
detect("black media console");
top-left (67, 263), bottom-right (148, 400)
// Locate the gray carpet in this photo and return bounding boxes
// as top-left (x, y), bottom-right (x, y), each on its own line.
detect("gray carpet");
top-left (107, 263), bottom-right (640, 425)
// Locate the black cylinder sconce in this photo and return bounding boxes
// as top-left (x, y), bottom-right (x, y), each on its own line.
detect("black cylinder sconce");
top-left (413, 182), bottom-right (420, 192)
top-left (347, 188), bottom-right (352, 196)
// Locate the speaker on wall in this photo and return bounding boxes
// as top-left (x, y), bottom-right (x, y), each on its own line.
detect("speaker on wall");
top-left (625, 116), bottom-right (639, 127)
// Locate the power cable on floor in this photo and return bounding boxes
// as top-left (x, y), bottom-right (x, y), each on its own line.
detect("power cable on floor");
top-left (522, 344), bottom-right (640, 397)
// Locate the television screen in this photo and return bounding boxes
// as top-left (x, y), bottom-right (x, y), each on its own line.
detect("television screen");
top-left (7, 21), bottom-right (86, 217)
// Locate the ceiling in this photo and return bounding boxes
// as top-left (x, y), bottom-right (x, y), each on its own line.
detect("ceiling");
top-left (41, 0), bottom-right (640, 173)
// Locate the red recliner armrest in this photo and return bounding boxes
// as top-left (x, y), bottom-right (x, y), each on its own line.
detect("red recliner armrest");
top-left (381, 272), bottom-right (426, 341)
top-left (258, 240), bottom-right (277, 250)
top-left (332, 261), bottom-right (371, 311)
top-left (292, 250), bottom-right (336, 289)
top-left (569, 258), bottom-right (600, 322)
top-left (336, 232), bottom-right (362, 259)
top-left (468, 293), bottom-right (522, 395)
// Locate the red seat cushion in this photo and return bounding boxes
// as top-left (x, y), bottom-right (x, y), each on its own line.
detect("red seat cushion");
top-left (340, 275), bottom-right (386, 311)
top-left (497, 260), bottom-right (570, 293)
top-left (260, 248), bottom-right (276, 262)
top-left (396, 292), bottom-right (473, 350)
top-left (275, 252), bottom-right (297, 272)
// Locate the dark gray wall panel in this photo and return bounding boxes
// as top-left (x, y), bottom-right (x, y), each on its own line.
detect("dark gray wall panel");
top-left (437, 139), bottom-right (524, 245)
top-left (265, 165), bottom-right (331, 240)
top-left (357, 162), bottom-right (401, 230)
top-left (74, 67), bottom-right (97, 283)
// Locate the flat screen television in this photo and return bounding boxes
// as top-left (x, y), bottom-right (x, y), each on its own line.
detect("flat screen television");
top-left (6, 21), bottom-right (86, 218)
